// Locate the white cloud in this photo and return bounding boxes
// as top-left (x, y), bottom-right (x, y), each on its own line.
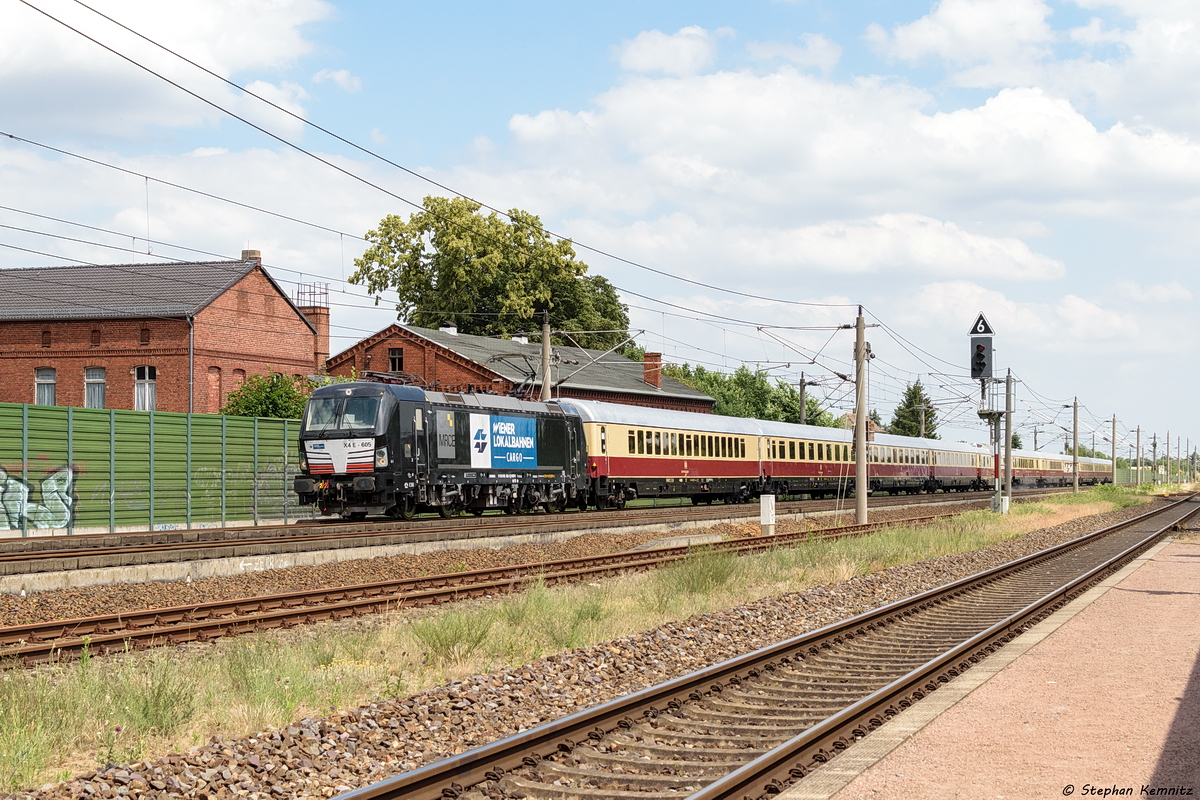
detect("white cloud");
top-left (867, 0), bottom-right (1055, 68)
top-left (369, 128), bottom-right (388, 145)
top-left (566, 213), bottom-right (1064, 282)
top-left (614, 26), bottom-right (728, 76)
top-left (902, 281), bottom-right (1138, 345)
top-left (1112, 280), bottom-right (1194, 303)
top-left (490, 70), bottom-right (1200, 229)
top-left (312, 68), bottom-right (362, 93)
top-left (747, 33), bottom-right (842, 74)
top-left (0, 0), bottom-right (332, 137)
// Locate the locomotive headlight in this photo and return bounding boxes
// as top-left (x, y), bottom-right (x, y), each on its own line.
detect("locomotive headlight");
top-left (375, 447), bottom-right (389, 468)
top-left (300, 453), bottom-right (308, 471)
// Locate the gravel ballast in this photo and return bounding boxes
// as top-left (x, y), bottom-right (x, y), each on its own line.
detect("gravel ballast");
top-left (0, 501), bottom-right (990, 627)
top-left (5, 499), bottom-right (1161, 799)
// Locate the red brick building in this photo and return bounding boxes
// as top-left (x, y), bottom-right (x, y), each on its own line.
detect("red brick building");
top-left (0, 251), bottom-right (330, 413)
top-left (327, 323), bottom-right (714, 413)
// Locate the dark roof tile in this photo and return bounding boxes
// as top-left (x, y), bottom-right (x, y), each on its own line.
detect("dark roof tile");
top-left (0, 260), bottom-right (259, 321)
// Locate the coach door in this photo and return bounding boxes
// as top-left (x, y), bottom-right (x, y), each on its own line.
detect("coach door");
top-left (413, 407), bottom-right (428, 481)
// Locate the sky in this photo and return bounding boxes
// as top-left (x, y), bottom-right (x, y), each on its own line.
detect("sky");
top-left (0, 0), bottom-right (1196, 457)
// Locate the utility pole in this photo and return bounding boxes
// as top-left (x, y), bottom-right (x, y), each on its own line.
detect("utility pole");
top-left (798, 373), bottom-right (807, 426)
top-left (1111, 416), bottom-right (1117, 485)
top-left (1167, 429), bottom-right (1171, 485)
top-left (1136, 427), bottom-right (1142, 485)
top-left (1152, 434), bottom-right (1158, 485)
top-left (919, 405), bottom-right (926, 439)
top-left (1003, 370), bottom-right (1013, 509)
top-left (1072, 397), bottom-right (1079, 493)
top-left (1033, 425), bottom-right (1039, 452)
top-left (540, 310), bottom-right (552, 402)
top-left (854, 308), bottom-right (868, 525)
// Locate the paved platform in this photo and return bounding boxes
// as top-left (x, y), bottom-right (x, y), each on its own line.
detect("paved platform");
top-left (783, 535), bottom-right (1200, 799)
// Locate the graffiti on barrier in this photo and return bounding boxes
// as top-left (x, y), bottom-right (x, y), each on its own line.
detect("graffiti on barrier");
top-left (0, 465), bottom-right (76, 530)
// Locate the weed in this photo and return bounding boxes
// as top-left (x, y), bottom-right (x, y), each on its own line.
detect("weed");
top-left (411, 609), bottom-right (496, 666)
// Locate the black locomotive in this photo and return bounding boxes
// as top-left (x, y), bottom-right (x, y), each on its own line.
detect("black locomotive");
top-left (292, 381), bottom-right (588, 519)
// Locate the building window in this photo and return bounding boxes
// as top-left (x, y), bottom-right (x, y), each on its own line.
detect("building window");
top-left (85, 367), bottom-right (106, 409)
top-left (134, 365), bottom-right (156, 411)
top-left (139, 328), bottom-right (151, 346)
top-left (41, 330), bottom-right (51, 348)
top-left (35, 368), bottom-right (56, 405)
top-left (389, 348), bottom-right (404, 372)
top-left (91, 329), bottom-right (101, 347)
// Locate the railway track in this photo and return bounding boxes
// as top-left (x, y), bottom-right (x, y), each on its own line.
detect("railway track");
top-left (330, 493), bottom-right (1198, 800)
top-left (0, 510), bottom-right (963, 667)
top-left (0, 487), bottom-right (1073, 576)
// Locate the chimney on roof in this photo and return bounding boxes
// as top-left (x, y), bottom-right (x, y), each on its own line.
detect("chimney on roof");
top-left (643, 352), bottom-right (662, 388)
top-left (440, 322), bottom-right (458, 335)
top-left (242, 249), bottom-right (262, 265)
top-left (296, 283), bottom-right (330, 373)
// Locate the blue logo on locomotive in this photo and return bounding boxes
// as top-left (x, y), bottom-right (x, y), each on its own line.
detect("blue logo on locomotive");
top-left (469, 413), bottom-right (537, 468)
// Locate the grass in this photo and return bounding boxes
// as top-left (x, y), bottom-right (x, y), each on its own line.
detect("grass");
top-left (0, 486), bottom-right (1150, 791)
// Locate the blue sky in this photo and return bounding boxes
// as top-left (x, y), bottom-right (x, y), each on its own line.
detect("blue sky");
top-left (1, 0), bottom-right (1196, 456)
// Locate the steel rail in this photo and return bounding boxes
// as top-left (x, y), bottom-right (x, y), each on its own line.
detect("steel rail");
top-left (0, 511), bottom-right (958, 665)
top-left (333, 494), bottom-right (1196, 800)
top-left (692, 494), bottom-right (1200, 799)
top-left (0, 488), bottom-right (1072, 576)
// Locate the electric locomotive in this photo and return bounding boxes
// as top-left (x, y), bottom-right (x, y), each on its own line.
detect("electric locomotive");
top-left (292, 381), bottom-right (588, 519)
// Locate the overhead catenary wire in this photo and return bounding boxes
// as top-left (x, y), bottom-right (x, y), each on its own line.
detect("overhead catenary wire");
top-left (15, 0), bottom-right (854, 313)
top-left (46, 0), bottom-right (857, 312)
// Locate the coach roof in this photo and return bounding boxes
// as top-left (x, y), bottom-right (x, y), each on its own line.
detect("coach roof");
top-left (0, 259), bottom-right (315, 331)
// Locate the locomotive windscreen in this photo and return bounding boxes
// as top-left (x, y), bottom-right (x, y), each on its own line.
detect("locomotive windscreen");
top-left (303, 396), bottom-right (380, 433)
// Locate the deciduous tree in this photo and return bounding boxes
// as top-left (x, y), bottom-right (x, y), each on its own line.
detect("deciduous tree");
top-left (663, 364), bottom-right (837, 426)
top-left (351, 196), bottom-right (631, 350)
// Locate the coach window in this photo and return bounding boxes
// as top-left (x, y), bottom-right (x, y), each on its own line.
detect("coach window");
top-left (134, 365), bottom-right (156, 411)
top-left (654, 431), bottom-right (661, 455)
top-left (629, 430), bottom-right (636, 454)
top-left (600, 426), bottom-right (607, 455)
top-left (816, 443), bottom-right (823, 461)
top-left (84, 367), bottom-right (106, 409)
top-left (789, 441), bottom-right (796, 460)
top-left (740, 439), bottom-right (745, 458)
top-left (34, 367), bottom-right (56, 405)
top-left (637, 430), bottom-right (644, 454)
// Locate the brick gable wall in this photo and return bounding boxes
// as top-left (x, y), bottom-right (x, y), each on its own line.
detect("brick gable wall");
top-left (0, 266), bottom-right (322, 413)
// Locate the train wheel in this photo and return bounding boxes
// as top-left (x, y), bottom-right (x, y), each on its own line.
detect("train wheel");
top-left (614, 495), bottom-right (626, 510)
top-left (394, 498), bottom-right (415, 520)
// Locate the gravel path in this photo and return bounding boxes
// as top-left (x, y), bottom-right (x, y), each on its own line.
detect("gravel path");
top-left (0, 501), bottom-right (985, 627)
top-left (6, 500), bottom-right (1158, 800)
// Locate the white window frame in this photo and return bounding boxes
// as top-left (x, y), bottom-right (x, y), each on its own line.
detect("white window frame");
top-left (34, 367), bottom-right (56, 406)
top-left (134, 365), bottom-right (157, 411)
top-left (85, 366), bottom-right (106, 409)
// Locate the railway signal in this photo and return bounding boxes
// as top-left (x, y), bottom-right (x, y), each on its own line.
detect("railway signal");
top-left (970, 337), bottom-right (992, 379)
